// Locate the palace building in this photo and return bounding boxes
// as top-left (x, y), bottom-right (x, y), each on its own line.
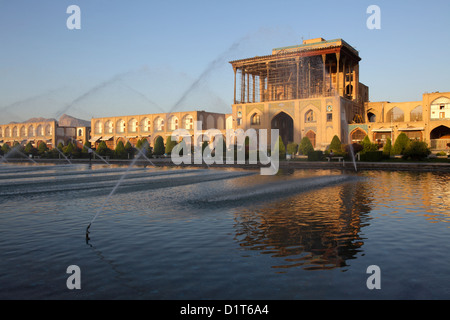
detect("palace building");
top-left (228, 37), bottom-right (449, 152)
top-left (2, 37), bottom-right (449, 155)
top-left (229, 37), bottom-right (369, 149)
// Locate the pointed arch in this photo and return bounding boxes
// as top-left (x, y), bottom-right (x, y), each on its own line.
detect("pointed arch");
top-left (140, 117), bottom-right (151, 132)
top-left (410, 105), bottom-right (423, 121)
top-left (350, 127), bottom-right (367, 143)
top-left (305, 130), bottom-right (316, 148)
top-left (116, 119), bottom-right (126, 134)
top-left (386, 107), bottom-right (405, 122)
top-left (271, 111), bottom-right (294, 146)
top-left (182, 114), bottom-right (194, 130)
top-left (104, 120), bottom-right (114, 134)
top-left (20, 126), bottom-right (27, 137)
top-left (128, 118), bottom-right (138, 133)
top-left (94, 120), bottom-right (102, 134)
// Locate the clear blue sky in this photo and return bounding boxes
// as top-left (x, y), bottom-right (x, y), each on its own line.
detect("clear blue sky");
top-left (1, 0), bottom-right (449, 123)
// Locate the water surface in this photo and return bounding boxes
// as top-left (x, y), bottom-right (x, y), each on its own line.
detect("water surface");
top-left (0, 163), bottom-right (448, 299)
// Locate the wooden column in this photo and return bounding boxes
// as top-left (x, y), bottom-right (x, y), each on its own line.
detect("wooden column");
top-left (322, 54), bottom-right (326, 96)
top-left (233, 67), bottom-right (237, 104)
top-left (241, 68), bottom-right (245, 103)
top-left (296, 58), bottom-right (300, 99)
top-left (252, 75), bottom-right (256, 103)
top-left (335, 52), bottom-right (340, 97)
top-left (308, 59), bottom-right (311, 98)
top-left (247, 72), bottom-right (250, 103)
top-left (260, 75), bottom-right (265, 102)
top-left (266, 62), bottom-right (270, 102)
top-left (355, 63), bottom-right (360, 103)
top-left (342, 57), bottom-right (346, 97)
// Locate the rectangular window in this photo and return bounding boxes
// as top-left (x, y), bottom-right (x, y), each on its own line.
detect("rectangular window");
top-left (326, 113), bottom-right (333, 122)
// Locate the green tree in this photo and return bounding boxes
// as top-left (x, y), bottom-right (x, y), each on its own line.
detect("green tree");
top-left (124, 141), bottom-right (135, 158)
top-left (360, 135), bottom-right (377, 153)
top-left (153, 136), bottom-right (165, 156)
top-left (329, 135), bottom-right (342, 153)
top-left (24, 142), bottom-right (38, 156)
top-left (298, 137), bottom-right (314, 155)
top-left (38, 141), bottom-right (49, 155)
top-left (402, 140), bottom-right (431, 160)
top-left (383, 138), bottom-right (392, 157)
top-left (286, 142), bottom-right (298, 156)
top-left (165, 136), bottom-right (177, 155)
top-left (276, 136), bottom-right (286, 160)
top-left (115, 141), bottom-right (127, 159)
top-left (81, 141), bottom-right (92, 158)
top-left (96, 141), bottom-right (109, 156)
top-left (392, 133), bottom-right (410, 155)
top-left (1, 143), bottom-right (11, 155)
top-left (63, 142), bottom-right (75, 156)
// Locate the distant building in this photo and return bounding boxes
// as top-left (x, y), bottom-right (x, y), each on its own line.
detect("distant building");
top-left (0, 119), bottom-right (91, 149)
top-left (89, 111), bottom-right (231, 150)
top-left (346, 92), bottom-right (450, 150)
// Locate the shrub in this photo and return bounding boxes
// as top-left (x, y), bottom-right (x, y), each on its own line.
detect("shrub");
top-left (37, 142), bottom-right (49, 157)
top-left (392, 133), bottom-right (409, 155)
top-left (437, 151), bottom-right (447, 156)
top-left (345, 143), bottom-right (363, 155)
top-left (124, 141), bottom-right (135, 158)
top-left (96, 141), bottom-right (110, 156)
top-left (153, 136), bottom-right (165, 156)
top-left (165, 136), bottom-right (177, 155)
top-left (24, 142), bottom-right (38, 156)
top-left (308, 150), bottom-right (324, 161)
top-left (286, 142), bottom-right (298, 156)
top-left (402, 140), bottom-right (431, 160)
top-left (329, 135), bottom-right (342, 153)
top-left (361, 135), bottom-right (378, 152)
top-left (276, 136), bottom-right (286, 160)
top-left (298, 137), bottom-right (314, 155)
top-left (81, 141), bottom-right (92, 157)
top-left (63, 142), bottom-right (75, 156)
top-left (115, 141), bottom-right (127, 159)
top-left (1, 143), bottom-right (10, 155)
top-left (383, 138), bottom-right (392, 157)
top-left (360, 151), bottom-right (383, 162)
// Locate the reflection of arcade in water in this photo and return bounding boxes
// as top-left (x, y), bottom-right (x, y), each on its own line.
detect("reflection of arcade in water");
top-left (233, 179), bottom-right (373, 271)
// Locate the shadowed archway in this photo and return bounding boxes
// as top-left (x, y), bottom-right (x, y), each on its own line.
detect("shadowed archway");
top-left (271, 112), bottom-right (294, 146)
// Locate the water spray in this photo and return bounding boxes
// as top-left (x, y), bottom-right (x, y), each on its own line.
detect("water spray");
top-left (52, 144), bottom-right (73, 165)
top-left (82, 144), bottom-right (111, 165)
top-left (85, 146), bottom-right (154, 239)
top-left (0, 143), bottom-right (37, 165)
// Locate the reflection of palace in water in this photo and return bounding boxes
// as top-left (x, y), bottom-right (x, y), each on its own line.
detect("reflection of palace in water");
top-left (232, 177), bottom-right (374, 271)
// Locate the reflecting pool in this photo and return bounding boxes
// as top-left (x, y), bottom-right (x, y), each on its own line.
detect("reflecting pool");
top-left (0, 164), bottom-right (448, 299)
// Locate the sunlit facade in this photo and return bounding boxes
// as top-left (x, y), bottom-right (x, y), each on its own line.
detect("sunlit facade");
top-left (0, 120), bottom-right (90, 150)
top-left (90, 111), bottom-right (232, 149)
top-left (348, 91), bottom-right (450, 150)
